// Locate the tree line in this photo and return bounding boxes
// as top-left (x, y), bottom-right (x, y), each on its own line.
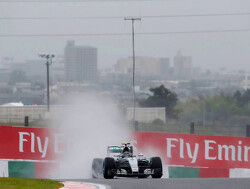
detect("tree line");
top-left (139, 85), bottom-right (250, 127)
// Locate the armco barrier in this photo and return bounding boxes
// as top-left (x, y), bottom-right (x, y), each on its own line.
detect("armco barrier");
top-left (0, 160), bottom-right (58, 178)
top-left (166, 167), bottom-right (230, 178)
top-left (168, 167), bottom-right (199, 178)
top-left (0, 126), bottom-right (250, 178)
top-left (9, 161), bottom-right (36, 178)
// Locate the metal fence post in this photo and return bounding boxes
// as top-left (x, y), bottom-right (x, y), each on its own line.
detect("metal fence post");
top-left (134, 121), bottom-right (139, 132)
top-left (24, 116), bottom-right (29, 127)
top-left (190, 122), bottom-right (195, 134)
top-left (246, 125), bottom-right (250, 137)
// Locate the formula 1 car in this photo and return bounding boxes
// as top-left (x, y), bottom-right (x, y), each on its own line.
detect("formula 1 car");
top-left (92, 143), bottom-right (162, 179)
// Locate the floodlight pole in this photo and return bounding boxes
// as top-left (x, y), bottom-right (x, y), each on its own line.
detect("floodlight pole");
top-left (124, 17), bottom-right (141, 128)
top-left (39, 54), bottom-right (55, 112)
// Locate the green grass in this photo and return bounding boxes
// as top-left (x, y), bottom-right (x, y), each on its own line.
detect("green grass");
top-left (0, 178), bottom-right (64, 189)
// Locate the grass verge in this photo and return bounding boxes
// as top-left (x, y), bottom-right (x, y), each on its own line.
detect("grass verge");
top-left (0, 178), bottom-right (64, 189)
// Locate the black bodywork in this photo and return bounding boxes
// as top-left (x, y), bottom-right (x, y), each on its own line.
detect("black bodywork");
top-left (114, 157), bottom-right (151, 177)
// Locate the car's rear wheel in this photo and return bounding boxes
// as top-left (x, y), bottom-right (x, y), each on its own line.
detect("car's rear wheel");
top-left (103, 157), bottom-right (115, 179)
top-left (151, 157), bottom-right (163, 178)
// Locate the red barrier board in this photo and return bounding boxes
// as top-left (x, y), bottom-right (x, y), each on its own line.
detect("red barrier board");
top-left (199, 168), bottom-right (229, 178)
top-left (1, 126), bottom-right (250, 169)
top-left (134, 132), bottom-right (250, 169)
top-left (0, 126), bottom-right (64, 161)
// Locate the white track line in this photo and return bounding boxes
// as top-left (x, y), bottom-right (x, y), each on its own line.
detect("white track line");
top-left (60, 181), bottom-right (108, 189)
top-left (84, 182), bottom-right (110, 189)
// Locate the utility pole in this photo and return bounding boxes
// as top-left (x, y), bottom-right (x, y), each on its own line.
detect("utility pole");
top-left (39, 54), bottom-right (55, 112)
top-left (124, 17), bottom-right (141, 129)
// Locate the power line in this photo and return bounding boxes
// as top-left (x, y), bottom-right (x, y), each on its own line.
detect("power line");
top-left (0, 0), bottom-right (174, 2)
top-left (0, 29), bottom-right (249, 37)
top-left (1, 13), bottom-right (250, 20)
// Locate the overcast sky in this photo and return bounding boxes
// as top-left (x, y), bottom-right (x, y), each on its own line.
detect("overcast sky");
top-left (0, 0), bottom-right (249, 71)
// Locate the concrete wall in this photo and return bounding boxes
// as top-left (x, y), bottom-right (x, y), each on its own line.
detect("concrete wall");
top-left (127, 107), bottom-right (166, 123)
top-left (0, 105), bottom-right (60, 123)
top-left (0, 105), bottom-right (166, 124)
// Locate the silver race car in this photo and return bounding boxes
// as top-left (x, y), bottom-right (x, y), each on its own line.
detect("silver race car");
top-left (92, 143), bottom-right (163, 179)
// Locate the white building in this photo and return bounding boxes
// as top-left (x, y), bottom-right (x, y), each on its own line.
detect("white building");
top-left (241, 74), bottom-right (250, 90)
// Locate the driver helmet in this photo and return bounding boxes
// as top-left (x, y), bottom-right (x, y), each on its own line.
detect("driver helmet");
top-left (123, 146), bottom-right (130, 153)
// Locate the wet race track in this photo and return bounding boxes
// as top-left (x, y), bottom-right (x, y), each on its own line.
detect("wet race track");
top-left (70, 178), bottom-right (250, 189)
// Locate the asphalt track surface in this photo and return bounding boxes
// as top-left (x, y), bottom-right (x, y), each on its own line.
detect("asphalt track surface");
top-left (71, 178), bottom-right (250, 189)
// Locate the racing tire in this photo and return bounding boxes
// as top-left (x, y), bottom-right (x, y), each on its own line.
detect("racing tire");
top-left (151, 157), bottom-right (163, 178)
top-left (103, 157), bottom-right (116, 179)
top-left (92, 158), bottom-right (103, 178)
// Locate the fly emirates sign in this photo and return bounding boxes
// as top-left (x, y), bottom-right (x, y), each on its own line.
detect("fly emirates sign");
top-left (135, 132), bottom-right (250, 169)
top-left (0, 126), bottom-right (64, 161)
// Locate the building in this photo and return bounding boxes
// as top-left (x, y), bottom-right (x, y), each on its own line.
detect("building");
top-left (1, 57), bottom-right (13, 69)
top-left (173, 51), bottom-right (192, 79)
top-left (10, 60), bottom-right (45, 77)
top-left (160, 58), bottom-right (171, 76)
top-left (114, 56), bottom-right (170, 76)
top-left (241, 74), bottom-right (250, 90)
top-left (52, 54), bottom-right (65, 82)
top-left (64, 41), bottom-right (98, 83)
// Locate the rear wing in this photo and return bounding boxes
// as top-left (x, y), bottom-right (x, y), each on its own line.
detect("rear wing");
top-left (107, 146), bottom-right (122, 156)
top-left (107, 145), bottom-right (133, 156)
top-left (121, 142), bottom-right (130, 145)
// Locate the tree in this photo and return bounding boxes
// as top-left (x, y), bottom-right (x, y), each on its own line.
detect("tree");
top-left (179, 92), bottom-right (248, 127)
top-left (139, 85), bottom-right (180, 119)
top-left (240, 89), bottom-right (250, 107)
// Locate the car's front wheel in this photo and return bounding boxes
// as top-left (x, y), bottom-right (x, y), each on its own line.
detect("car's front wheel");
top-left (103, 157), bottom-right (115, 179)
top-left (151, 157), bottom-right (163, 178)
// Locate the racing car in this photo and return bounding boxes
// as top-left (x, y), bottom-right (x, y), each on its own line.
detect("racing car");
top-left (92, 142), bottom-right (162, 179)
